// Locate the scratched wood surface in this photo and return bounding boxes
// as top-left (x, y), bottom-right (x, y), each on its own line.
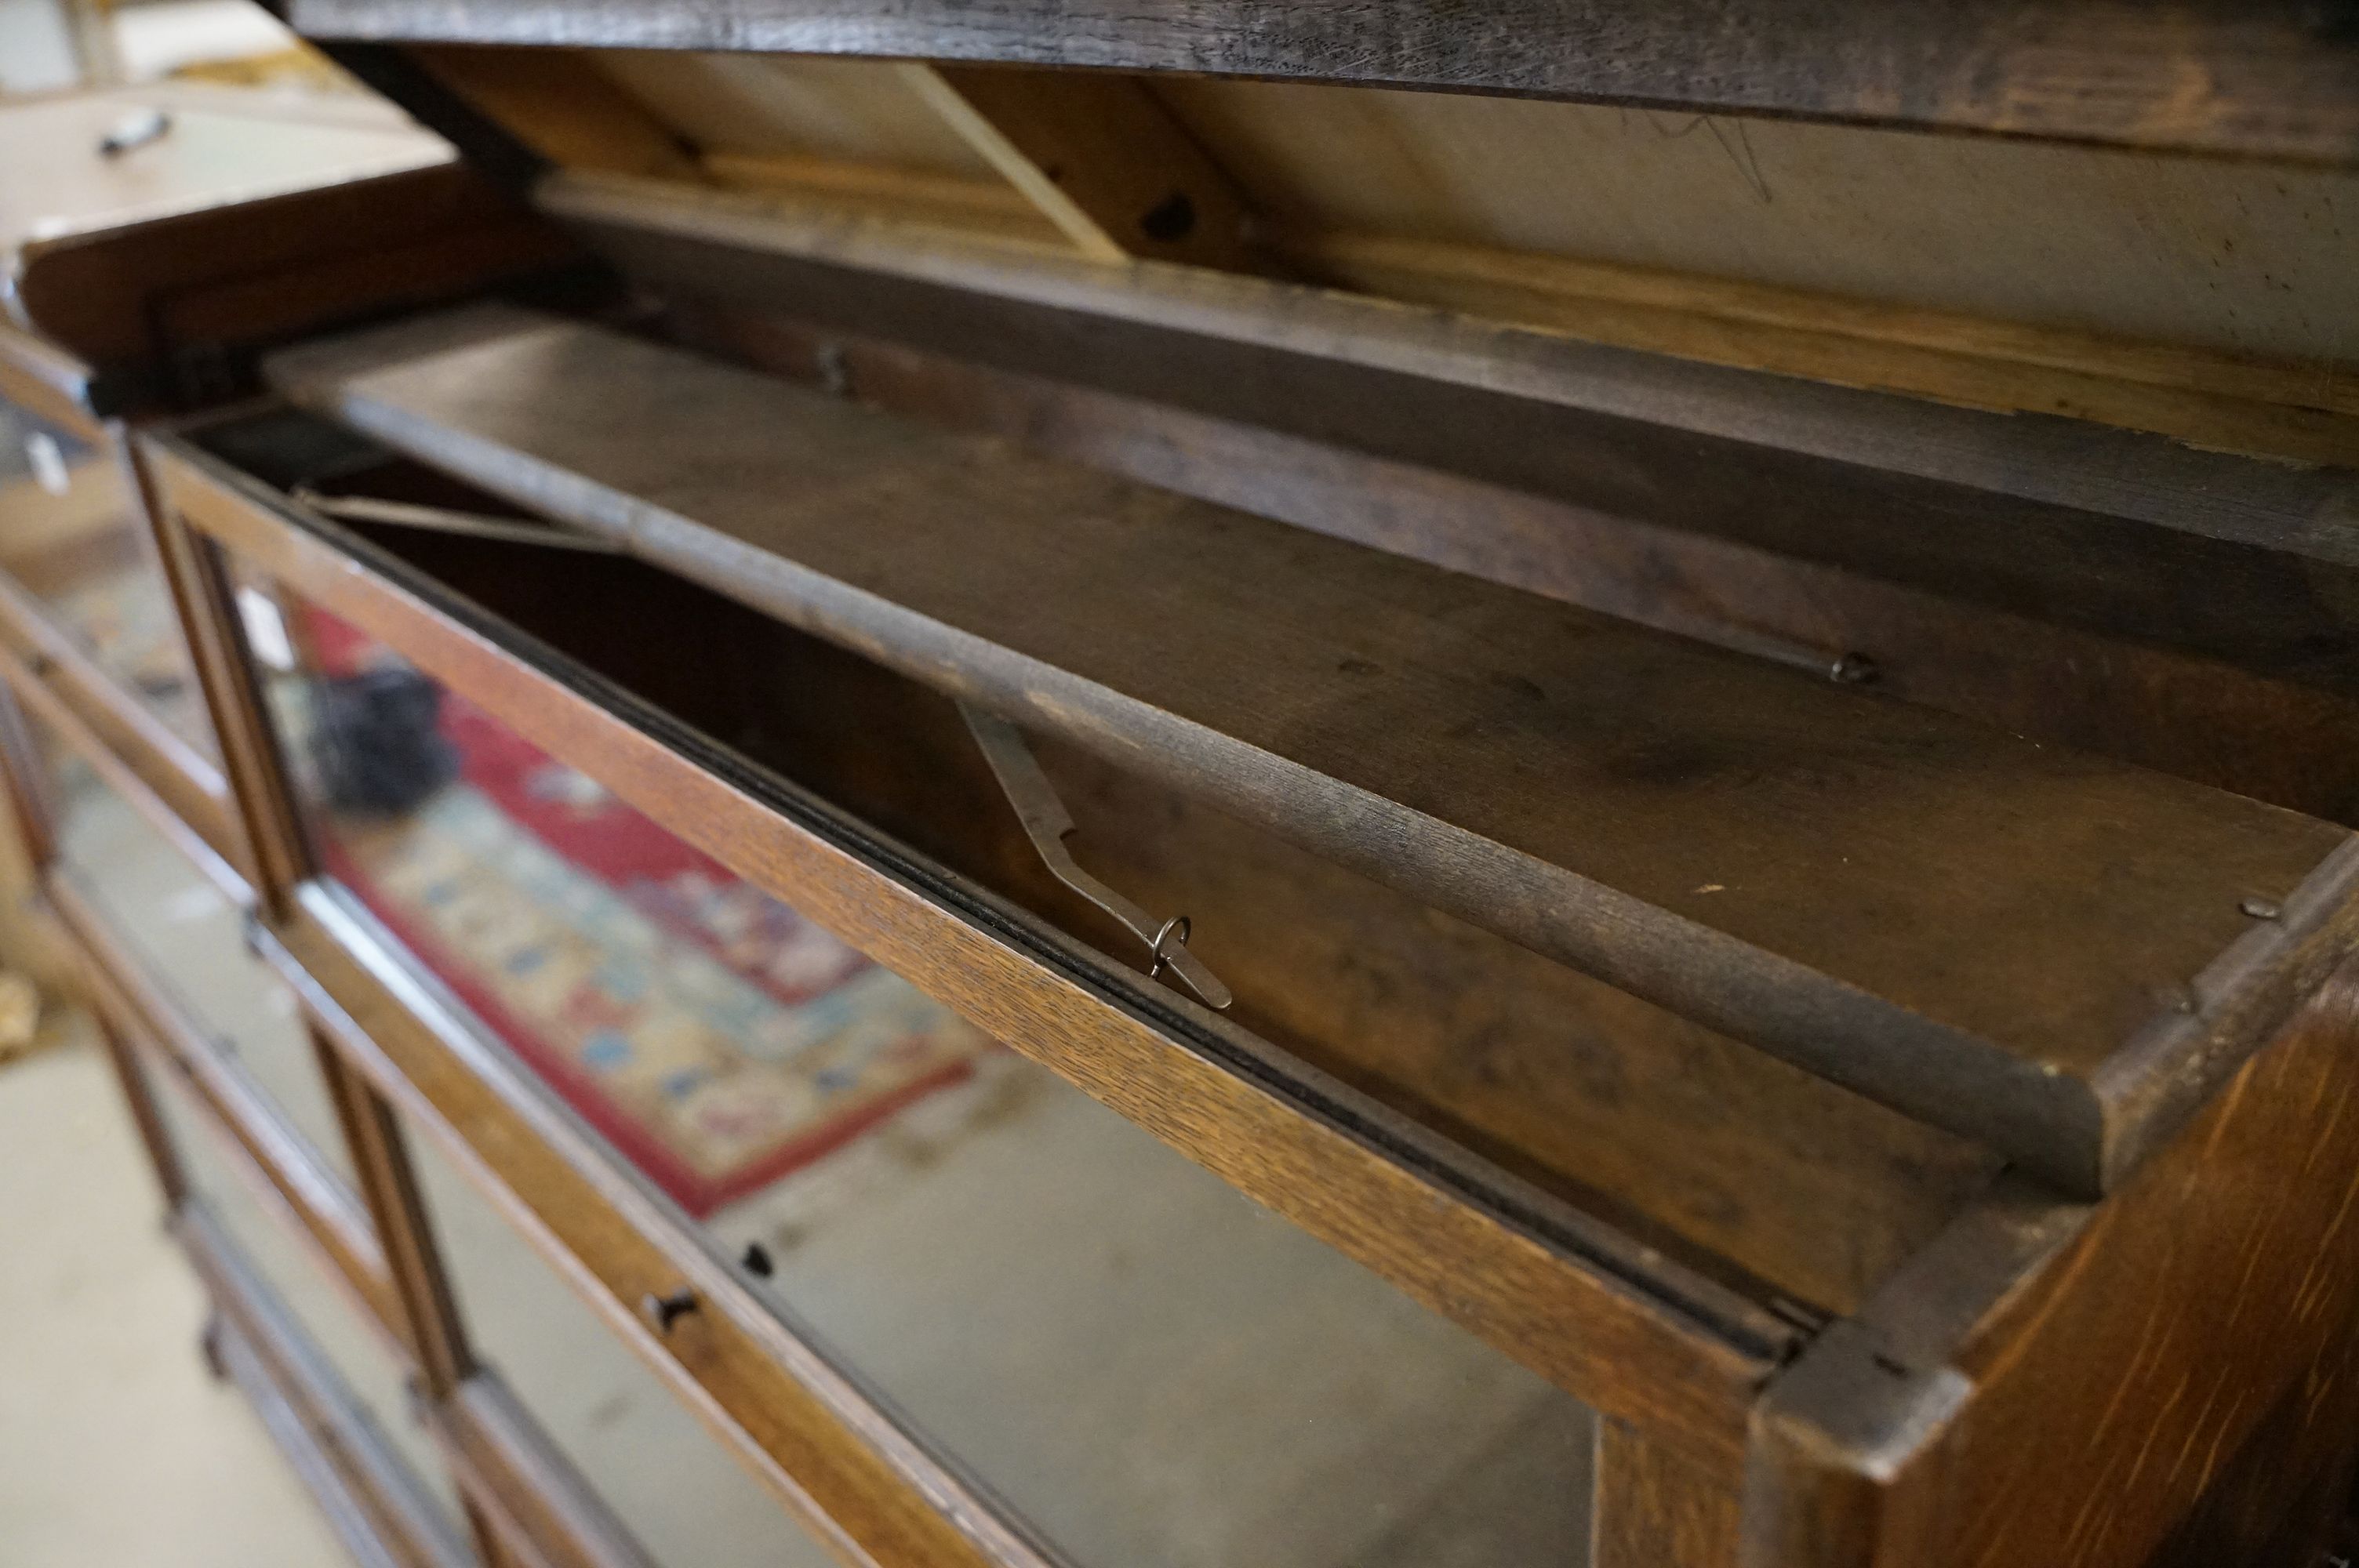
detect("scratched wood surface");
top-left (328, 502), bottom-right (1999, 1316)
top-left (162, 434), bottom-right (1788, 1459)
top-left (1936, 965), bottom-right (2359, 1568)
top-left (1749, 963), bottom-right (2359, 1567)
top-left (267, 307), bottom-right (2359, 1196)
top-left (282, 0), bottom-right (2359, 164)
top-left (552, 175), bottom-right (2359, 704)
top-left (674, 303), bottom-right (2359, 829)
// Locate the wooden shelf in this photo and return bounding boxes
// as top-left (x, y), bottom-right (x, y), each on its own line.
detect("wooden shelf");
top-left (263, 307), bottom-right (2359, 1199)
top-left (158, 419), bottom-right (1800, 1466)
top-left (548, 170), bottom-right (2359, 705)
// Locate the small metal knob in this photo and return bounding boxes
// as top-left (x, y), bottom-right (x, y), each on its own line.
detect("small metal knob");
top-left (640, 1287), bottom-right (698, 1334)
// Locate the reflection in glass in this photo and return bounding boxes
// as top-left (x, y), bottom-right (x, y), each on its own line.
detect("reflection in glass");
top-left (143, 1047), bottom-right (469, 1542)
top-left (248, 581), bottom-right (1594, 1567)
top-left (0, 401), bottom-right (213, 755)
top-left (401, 1112), bottom-right (840, 1568)
top-left (31, 717), bottom-right (358, 1188)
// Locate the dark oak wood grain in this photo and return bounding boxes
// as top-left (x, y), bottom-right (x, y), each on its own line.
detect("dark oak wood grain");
top-left (1746, 963), bottom-right (2359, 1567)
top-left (673, 301), bottom-right (2359, 829)
top-left (310, 470), bottom-right (1996, 1316)
top-left (266, 306), bottom-right (2359, 1196)
top-left (318, 1027), bottom-right (479, 1399)
top-left (282, 0), bottom-right (2359, 163)
top-left (155, 431), bottom-right (1792, 1457)
top-left (557, 172), bottom-right (2359, 702)
top-left (1596, 1422), bottom-right (1743, 1568)
top-left (13, 163), bottom-right (572, 395)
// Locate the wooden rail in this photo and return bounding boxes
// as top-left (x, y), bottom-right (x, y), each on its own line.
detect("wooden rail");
top-left (265, 305), bottom-right (2359, 1196)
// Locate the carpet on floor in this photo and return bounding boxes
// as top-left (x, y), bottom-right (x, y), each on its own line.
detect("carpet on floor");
top-left (302, 606), bottom-right (993, 1217)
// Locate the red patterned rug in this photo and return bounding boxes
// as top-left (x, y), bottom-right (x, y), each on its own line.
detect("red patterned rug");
top-left (301, 608), bottom-right (990, 1217)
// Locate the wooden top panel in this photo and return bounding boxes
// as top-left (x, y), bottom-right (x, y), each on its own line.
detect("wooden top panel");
top-left (269, 307), bottom-right (2359, 1193)
top-left (282, 0), bottom-right (2359, 164)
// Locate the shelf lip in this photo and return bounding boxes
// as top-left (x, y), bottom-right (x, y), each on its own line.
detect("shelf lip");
top-left (151, 426), bottom-right (1794, 1466)
top-left (544, 169), bottom-right (2359, 702)
top-left (281, 1), bottom-right (2359, 165)
top-left (263, 306), bottom-right (2359, 1199)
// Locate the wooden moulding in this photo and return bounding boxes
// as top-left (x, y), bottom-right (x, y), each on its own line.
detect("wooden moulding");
top-left (261, 305), bottom-right (2359, 1200)
top-left (179, 1201), bottom-right (478, 1568)
top-left (0, 557), bottom-right (238, 864)
top-left (1743, 963), bottom-right (2359, 1567)
top-left (169, 421), bottom-right (1999, 1320)
top-left (151, 431), bottom-right (1790, 1462)
top-left (541, 172), bottom-right (2359, 702)
top-left (280, 0), bottom-right (2359, 164)
top-left (137, 435), bottom-right (318, 916)
top-left (659, 303), bottom-right (2359, 830)
top-left (52, 869), bottom-right (398, 1333)
top-left (10, 162), bottom-right (576, 391)
top-left (267, 889), bottom-right (1057, 1568)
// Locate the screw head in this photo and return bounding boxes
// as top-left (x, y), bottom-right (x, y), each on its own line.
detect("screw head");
top-left (1828, 652), bottom-right (1880, 686)
top-left (640, 1287), bottom-right (698, 1334)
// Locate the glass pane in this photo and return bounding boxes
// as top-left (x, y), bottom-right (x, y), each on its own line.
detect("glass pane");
top-left (140, 1041), bottom-right (469, 1542)
top-left (27, 712), bottom-right (359, 1189)
top-left (247, 582), bottom-right (1596, 1568)
top-left (400, 1109), bottom-right (840, 1568)
top-left (0, 399), bottom-right (214, 757)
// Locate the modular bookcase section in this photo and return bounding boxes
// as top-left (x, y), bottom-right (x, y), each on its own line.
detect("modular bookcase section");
top-left (152, 418), bottom-right (1794, 1471)
top-left (264, 307), bottom-right (2359, 1201)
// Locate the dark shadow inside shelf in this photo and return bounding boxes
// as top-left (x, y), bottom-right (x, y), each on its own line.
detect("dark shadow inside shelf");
top-left (185, 407), bottom-right (2013, 1319)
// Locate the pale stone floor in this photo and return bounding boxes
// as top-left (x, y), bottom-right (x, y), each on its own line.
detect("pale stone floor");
top-left (0, 1025), bottom-right (345, 1567)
